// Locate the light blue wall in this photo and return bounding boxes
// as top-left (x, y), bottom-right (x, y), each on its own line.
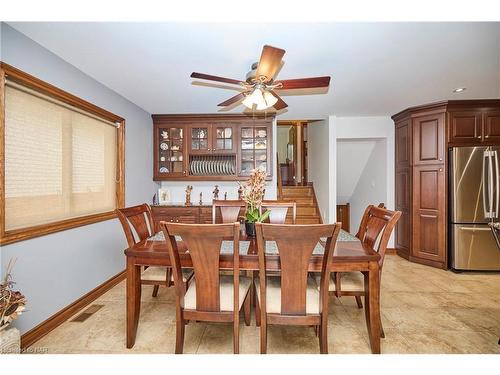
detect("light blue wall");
top-left (0, 23), bottom-right (156, 334)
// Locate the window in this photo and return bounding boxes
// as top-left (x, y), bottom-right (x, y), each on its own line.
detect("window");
top-left (0, 63), bottom-right (125, 245)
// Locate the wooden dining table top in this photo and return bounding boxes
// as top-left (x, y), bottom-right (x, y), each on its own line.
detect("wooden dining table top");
top-left (124, 229), bottom-right (381, 266)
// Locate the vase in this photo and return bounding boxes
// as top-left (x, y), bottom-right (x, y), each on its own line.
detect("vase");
top-left (0, 326), bottom-right (21, 354)
top-left (245, 222), bottom-right (256, 237)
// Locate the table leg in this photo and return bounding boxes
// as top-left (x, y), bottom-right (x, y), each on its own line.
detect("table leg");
top-left (364, 261), bottom-right (381, 354)
top-left (126, 257), bottom-right (141, 348)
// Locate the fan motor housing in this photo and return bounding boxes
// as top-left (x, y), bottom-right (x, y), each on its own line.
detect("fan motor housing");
top-left (245, 62), bottom-right (259, 83)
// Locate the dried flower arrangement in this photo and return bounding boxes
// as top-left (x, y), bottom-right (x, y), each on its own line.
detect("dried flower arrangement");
top-left (0, 259), bottom-right (26, 331)
top-left (238, 167), bottom-right (270, 225)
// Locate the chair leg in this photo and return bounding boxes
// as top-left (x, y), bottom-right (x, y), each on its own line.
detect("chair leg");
top-left (255, 296), bottom-right (261, 327)
top-left (355, 295), bottom-right (363, 309)
top-left (314, 325), bottom-right (319, 337)
top-left (175, 309), bottom-right (185, 354)
top-left (380, 316), bottom-right (385, 338)
top-left (152, 285), bottom-right (160, 297)
top-left (319, 322), bottom-right (328, 354)
top-left (166, 268), bottom-right (173, 287)
top-left (243, 291), bottom-right (251, 326)
top-left (233, 315), bottom-right (240, 354)
top-left (260, 317), bottom-right (267, 354)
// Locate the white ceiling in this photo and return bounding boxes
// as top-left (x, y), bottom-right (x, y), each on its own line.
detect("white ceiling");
top-left (7, 22), bottom-right (500, 118)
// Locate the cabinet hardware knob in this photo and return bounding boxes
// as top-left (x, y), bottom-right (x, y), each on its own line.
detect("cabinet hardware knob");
top-left (485, 135), bottom-right (490, 138)
top-left (439, 168), bottom-right (443, 172)
top-left (439, 158), bottom-right (443, 161)
top-left (477, 136), bottom-right (481, 139)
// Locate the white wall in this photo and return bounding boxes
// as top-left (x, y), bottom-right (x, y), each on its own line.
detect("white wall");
top-left (160, 118), bottom-right (278, 203)
top-left (333, 116), bottom-right (395, 245)
top-left (307, 117), bottom-right (336, 223)
top-left (0, 23), bottom-right (156, 334)
top-left (277, 126), bottom-right (290, 163)
top-left (336, 139), bottom-right (377, 203)
top-left (348, 139), bottom-right (387, 232)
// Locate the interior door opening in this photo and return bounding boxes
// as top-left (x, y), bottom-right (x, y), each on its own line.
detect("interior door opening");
top-left (277, 120), bottom-right (309, 187)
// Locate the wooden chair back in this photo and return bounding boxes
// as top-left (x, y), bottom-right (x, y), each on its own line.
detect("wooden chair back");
top-left (356, 205), bottom-right (401, 268)
top-left (212, 200), bottom-right (246, 224)
top-left (255, 223), bottom-right (341, 315)
top-left (355, 202), bottom-right (385, 239)
top-left (116, 204), bottom-right (154, 247)
top-left (260, 201), bottom-right (297, 224)
top-left (161, 222), bottom-right (240, 312)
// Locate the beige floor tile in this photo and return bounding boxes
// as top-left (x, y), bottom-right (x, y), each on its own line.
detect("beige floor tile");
top-left (27, 256), bottom-right (500, 354)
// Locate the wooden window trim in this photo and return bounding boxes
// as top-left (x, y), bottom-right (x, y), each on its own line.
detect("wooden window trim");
top-left (0, 62), bottom-right (125, 245)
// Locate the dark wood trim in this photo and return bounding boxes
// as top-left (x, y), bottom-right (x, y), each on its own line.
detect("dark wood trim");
top-left (0, 62), bottom-right (124, 123)
top-left (152, 113), bottom-right (276, 122)
top-left (0, 62), bottom-right (126, 245)
top-left (385, 248), bottom-right (397, 255)
top-left (1, 211), bottom-right (118, 246)
top-left (392, 99), bottom-right (500, 122)
top-left (408, 255), bottom-right (446, 269)
top-left (21, 270), bottom-right (126, 350)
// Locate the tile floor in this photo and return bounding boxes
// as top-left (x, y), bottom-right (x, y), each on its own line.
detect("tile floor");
top-left (29, 256), bottom-right (500, 354)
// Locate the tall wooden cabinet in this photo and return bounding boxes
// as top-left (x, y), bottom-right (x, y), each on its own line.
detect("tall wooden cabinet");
top-left (393, 100), bottom-right (500, 269)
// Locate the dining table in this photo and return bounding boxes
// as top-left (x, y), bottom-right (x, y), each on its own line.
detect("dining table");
top-left (124, 228), bottom-right (383, 353)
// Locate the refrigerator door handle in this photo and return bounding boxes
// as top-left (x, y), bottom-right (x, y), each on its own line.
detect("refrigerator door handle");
top-left (483, 150), bottom-right (489, 218)
top-left (489, 150), bottom-right (494, 218)
top-left (495, 150), bottom-right (499, 218)
top-left (459, 227), bottom-right (493, 231)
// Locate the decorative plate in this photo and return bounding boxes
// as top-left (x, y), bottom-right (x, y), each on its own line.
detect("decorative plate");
top-left (159, 167), bottom-right (169, 173)
top-left (160, 142), bottom-right (168, 150)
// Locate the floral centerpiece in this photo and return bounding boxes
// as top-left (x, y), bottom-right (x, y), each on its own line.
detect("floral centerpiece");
top-left (238, 167), bottom-right (270, 237)
top-left (0, 259), bottom-right (26, 332)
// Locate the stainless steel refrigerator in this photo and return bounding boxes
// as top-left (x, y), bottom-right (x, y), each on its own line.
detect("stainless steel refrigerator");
top-left (450, 146), bottom-right (500, 270)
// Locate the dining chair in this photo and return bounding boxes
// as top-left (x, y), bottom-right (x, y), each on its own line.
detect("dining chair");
top-left (255, 222), bottom-right (342, 354)
top-left (260, 201), bottom-right (297, 224)
top-left (212, 200), bottom-right (246, 224)
top-left (116, 204), bottom-right (192, 297)
top-left (161, 222), bottom-right (252, 354)
top-left (317, 205), bottom-right (401, 338)
top-left (355, 202), bottom-right (386, 239)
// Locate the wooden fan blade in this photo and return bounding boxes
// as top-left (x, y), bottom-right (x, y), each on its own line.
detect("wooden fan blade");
top-left (191, 72), bottom-right (243, 85)
top-left (255, 45), bottom-right (286, 83)
top-left (276, 76), bottom-right (331, 90)
top-left (271, 92), bottom-right (288, 110)
top-left (217, 92), bottom-right (246, 107)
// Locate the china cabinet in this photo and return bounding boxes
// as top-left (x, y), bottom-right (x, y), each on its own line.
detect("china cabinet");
top-left (153, 114), bottom-right (273, 181)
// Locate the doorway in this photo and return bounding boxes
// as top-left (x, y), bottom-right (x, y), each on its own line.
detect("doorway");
top-left (277, 121), bottom-right (308, 186)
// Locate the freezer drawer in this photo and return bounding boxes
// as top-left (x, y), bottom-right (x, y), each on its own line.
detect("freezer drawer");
top-left (451, 224), bottom-right (500, 270)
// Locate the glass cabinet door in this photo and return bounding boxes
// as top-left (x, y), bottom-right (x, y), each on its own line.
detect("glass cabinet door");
top-left (239, 125), bottom-right (268, 176)
top-left (157, 125), bottom-right (185, 177)
top-left (189, 124), bottom-right (211, 154)
top-left (213, 124), bottom-right (235, 154)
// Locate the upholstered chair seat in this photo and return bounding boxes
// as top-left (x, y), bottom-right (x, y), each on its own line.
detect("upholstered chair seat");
top-left (184, 275), bottom-right (252, 311)
top-left (142, 266), bottom-right (193, 282)
top-left (255, 276), bottom-right (320, 314)
top-left (314, 272), bottom-right (365, 292)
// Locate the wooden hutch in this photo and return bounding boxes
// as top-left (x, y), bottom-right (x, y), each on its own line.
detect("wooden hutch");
top-left (393, 99), bottom-right (500, 269)
top-left (151, 113), bottom-right (274, 225)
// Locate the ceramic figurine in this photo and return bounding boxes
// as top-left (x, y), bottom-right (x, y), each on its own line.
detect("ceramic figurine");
top-left (185, 185), bottom-right (193, 206)
top-left (199, 192), bottom-right (203, 205)
top-left (224, 192), bottom-right (227, 200)
top-left (238, 185), bottom-right (243, 200)
top-left (213, 185), bottom-right (219, 200)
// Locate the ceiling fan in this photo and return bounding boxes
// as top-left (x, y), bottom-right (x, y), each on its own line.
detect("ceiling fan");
top-left (190, 45), bottom-right (331, 111)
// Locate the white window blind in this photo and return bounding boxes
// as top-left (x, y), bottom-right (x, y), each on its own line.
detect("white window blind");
top-left (4, 82), bottom-right (118, 231)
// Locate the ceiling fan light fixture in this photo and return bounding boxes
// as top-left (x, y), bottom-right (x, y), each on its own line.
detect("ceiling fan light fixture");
top-left (263, 91), bottom-right (278, 107)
